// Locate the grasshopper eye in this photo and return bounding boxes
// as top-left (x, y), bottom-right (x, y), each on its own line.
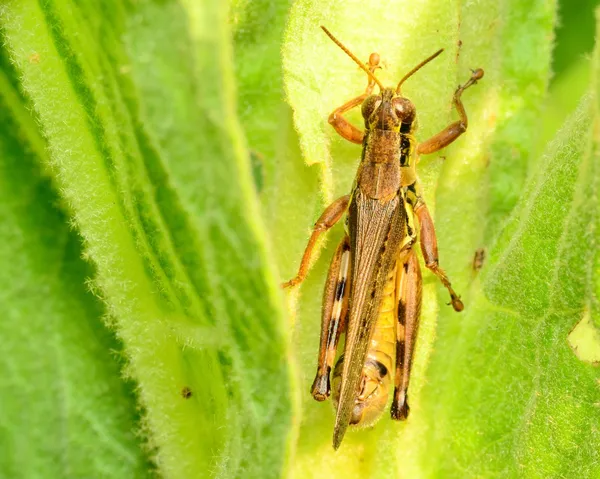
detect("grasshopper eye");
top-left (361, 95), bottom-right (381, 120)
top-left (393, 97), bottom-right (415, 123)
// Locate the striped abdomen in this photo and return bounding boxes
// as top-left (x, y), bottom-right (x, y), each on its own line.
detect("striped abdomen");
top-left (332, 264), bottom-right (397, 427)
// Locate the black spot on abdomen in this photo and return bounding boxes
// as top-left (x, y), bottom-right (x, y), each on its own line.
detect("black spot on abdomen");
top-left (367, 358), bottom-right (388, 378)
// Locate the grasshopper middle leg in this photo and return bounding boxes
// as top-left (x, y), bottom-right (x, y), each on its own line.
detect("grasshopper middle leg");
top-left (282, 195), bottom-right (349, 288)
top-left (416, 68), bottom-right (483, 155)
top-left (391, 248), bottom-right (422, 420)
top-left (415, 202), bottom-right (463, 311)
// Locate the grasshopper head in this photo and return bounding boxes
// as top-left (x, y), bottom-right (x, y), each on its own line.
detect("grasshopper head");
top-left (361, 89), bottom-right (415, 132)
top-left (320, 26), bottom-right (442, 134)
top-left (332, 357), bottom-right (390, 427)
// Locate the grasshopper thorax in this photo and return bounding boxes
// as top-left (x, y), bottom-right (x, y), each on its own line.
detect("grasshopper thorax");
top-left (361, 88), bottom-right (415, 132)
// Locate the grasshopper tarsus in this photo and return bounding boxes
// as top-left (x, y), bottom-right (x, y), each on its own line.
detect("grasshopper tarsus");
top-left (365, 52), bottom-right (382, 92)
top-left (310, 372), bottom-right (331, 401)
top-left (451, 294), bottom-right (465, 312)
top-left (446, 294), bottom-right (464, 312)
top-left (472, 68), bottom-right (484, 81)
top-left (456, 68), bottom-right (484, 97)
top-left (368, 52), bottom-right (381, 69)
top-left (390, 390), bottom-right (409, 420)
top-left (281, 278), bottom-right (299, 289)
top-left (430, 266), bottom-right (464, 313)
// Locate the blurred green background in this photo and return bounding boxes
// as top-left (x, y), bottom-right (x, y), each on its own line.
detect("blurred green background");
top-left (542, 0), bottom-right (598, 146)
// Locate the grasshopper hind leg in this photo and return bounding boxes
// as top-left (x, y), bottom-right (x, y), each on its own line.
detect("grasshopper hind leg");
top-left (391, 248), bottom-right (422, 420)
top-left (311, 236), bottom-right (351, 401)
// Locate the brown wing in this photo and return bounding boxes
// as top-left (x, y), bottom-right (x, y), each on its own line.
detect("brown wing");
top-left (333, 188), bottom-right (406, 448)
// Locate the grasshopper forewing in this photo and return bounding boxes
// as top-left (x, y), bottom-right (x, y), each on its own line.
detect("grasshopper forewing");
top-left (282, 26), bottom-right (483, 449)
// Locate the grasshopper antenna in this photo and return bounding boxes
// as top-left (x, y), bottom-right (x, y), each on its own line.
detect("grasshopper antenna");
top-left (396, 48), bottom-right (444, 94)
top-left (321, 26), bottom-right (384, 91)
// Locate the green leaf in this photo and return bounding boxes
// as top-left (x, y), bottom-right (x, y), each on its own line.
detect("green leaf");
top-left (552, 0), bottom-right (598, 76)
top-left (0, 48), bottom-right (150, 479)
top-left (0, 1), bottom-right (295, 477)
top-left (419, 12), bottom-right (600, 479)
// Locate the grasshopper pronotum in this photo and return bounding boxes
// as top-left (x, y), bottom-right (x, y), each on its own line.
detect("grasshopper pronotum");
top-left (283, 26), bottom-right (483, 449)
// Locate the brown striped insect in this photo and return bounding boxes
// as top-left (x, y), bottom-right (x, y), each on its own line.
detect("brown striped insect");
top-left (283, 26), bottom-right (483, 449)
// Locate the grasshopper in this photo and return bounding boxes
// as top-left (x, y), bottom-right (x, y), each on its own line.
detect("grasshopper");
top-left (283, 26), bottom-right (483, 449)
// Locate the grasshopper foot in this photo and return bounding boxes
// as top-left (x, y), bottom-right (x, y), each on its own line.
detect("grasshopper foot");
top-left (449, 292), bottom-right (464, 312)
top-left (281, 277), bottom-right (300, 289)
top-left (311, 371), bottom-right (331, 401)
top-left (391, 389), bottom-right (410, 420)
top-left (456, 68), bottom-right (484, 96)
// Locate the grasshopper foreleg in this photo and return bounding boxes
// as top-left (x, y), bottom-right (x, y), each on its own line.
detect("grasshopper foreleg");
top-left (282, 195), bottom-right (349, 288)
top-left (415, 202), bottom-right (464, 312)
top-left (328, 53), bottom-right (380, 144)
top-left (416, 68), bottom-right (484, 155)
top-left (391, 248), bottom-right (422, 420)
top-left (311, 236), bottom-right (351, 400)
